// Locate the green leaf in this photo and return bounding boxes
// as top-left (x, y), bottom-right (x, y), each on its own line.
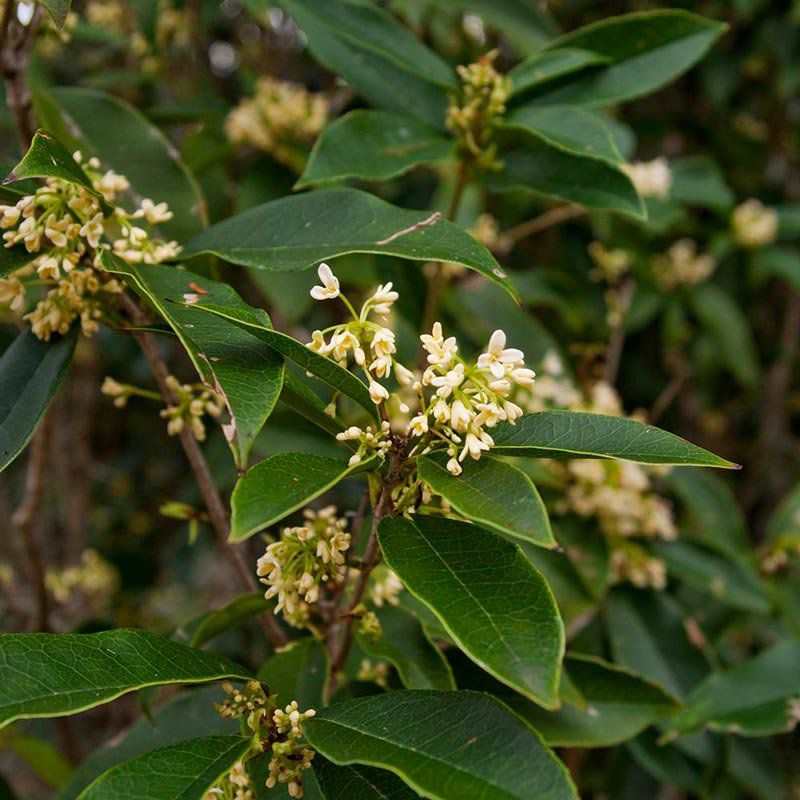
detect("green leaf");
top-left (186, 301), bottom-right (377, 418)
top-left (378, 515), bottom-right (564, 708)
top-left (509, 48), bottom-right (610, 96)
top-left (650, 541), bottom-right (770, 614)
top-left (688, 284), bottom-right (759, 388)
top-left (503, 104), bottom-right (624, 164)
top-left (103, 256), bottom-right (285, 470)
top-left (257, 638), bottom-right (329, 710)
top-left (314, 757), bottom-right (420, 800)
top-left (532, 11), bottom-right (726, 107)
top-left (34, 87), bottom-right (206, 241)
top-left (58, 687), bottom-right (238, 800)
top-left (304, 691), bottom-right (578, 800)
top-left (0, 329), bottom-right (76, 472)
top-left (417, 452), bottom-right (555, 547)
top-left (0, 244), bottom-right (34, 279)
top-left (187, 593), bottom-right (272, 648)
top-left (767, 480), bottom-right (800, 547)
top-left (607, 588), bottom-right (710, 700)
top-left (0, 730), bottom-right (73, 788)
top-left (669, 156), bottom-right (734, 211)
top-left (181, 188), bottom-right (517, 300)
top-left (0, 629), bottom-right (251, 728)
top-left (356, 605), bottom-right (455, 691)
top-left (488, 146), bottom-right (644, 218)
top-left (280, 371), bottom-right (347, 438)
top-left (670, 641), bottom-right (800, 736)
top-left (627, 730), bottom-right (703, 793)
top-left (276, 0), bottom-right (454, 127)
top-left (231, 452), bottom-right (372, 541)
top-left (298, 111), bottom-right (453, 188)
top-left (502, 653), bottom-right (680, 747)
top-left (490, 411), bottom-right (736, 467)
top-left (751, 246), bottom-right (800, 294)
top-left (554, 517), bottom-right (610, 601)
top-left (37, 0), bottom-right (71, 28)
top-left (75, 736), bottom-right (251, 800)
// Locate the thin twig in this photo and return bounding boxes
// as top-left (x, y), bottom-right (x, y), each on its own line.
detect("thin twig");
top-left (602, 278), bottom-right (636, 386)
top-left (120, 294), bottom-right (287, 648)
top-left (500, 204), bottom-right (586, 251)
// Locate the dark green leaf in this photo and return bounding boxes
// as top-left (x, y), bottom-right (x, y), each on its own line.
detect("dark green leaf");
top-left (751, 246), bottom-right (800, 294)
top-left (279, 371), bottom-right (347, 437)
top-left (417, 452), bottom-right (555, 547)
top-left (188, 593), bottom-right (272, 648)
top-left (0, 629), bottom-right (251, 728)
top-left (0, 244), bottom-right (33, 279)
top-left (304, 691), bottom-right (578, 800)
top-left (378, 515), bottom-right (564, 707)
top-left (488, 146), bottom-right (644, 218)
top-left (490, 411), bottom-right (737, 467)
top-left (231, 452), bottom-right (372, 541)
top-left (766, 480), bottom-right (800, 547)
top-left (627, 730), bottom-right (703, 793)
top-left (0, 329), bottom-right (76, 472)
top-left (532, 11), bottom-right (726, 107)
top-left (182, 188), bottom-right (517, 300)
top-left (313, 757), bottom-right (420, 800)
top-left (37, 0), bottom-right (71, 28)
top-left (554, 517), bottom-right (610, 601)
top-left (75, 736), bottom-right (250, 800)
top-left (510, 48), bottom-right (610, 96)
top-left (298, 111), bottom-right (453, 187)
top-left (669, 156), bottom-right (734, 211)
top-left (356, 605), bottom-right (455, 691)
top-left (103, 256), bottom-right (285, 470)
top-left (257, 638), bottom-right (329, 710)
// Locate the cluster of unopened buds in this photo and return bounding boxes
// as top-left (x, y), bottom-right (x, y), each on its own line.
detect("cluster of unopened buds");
top-left (611, 541), bottom-right (668, 590)
top-left (226, 77), bottom-right (328, 172)
top-left (307, 263), bottom-right (534, 476)
top-left (731, 198), bottom-right (778, 248)
top-left (652, 239), bottom-right (716, 290)
top-left (622, 157), bottom-right (672, 199)
top-left (257, 506), bottom-right (350, 628)
top-left (446, 51), bottom-right (511, 169)
top-left (212, 683), bottom-right (316, 799)
top-left (45, 548), bottom-right (119, 614)
top-left (0, 151), bottom-right (180, 340)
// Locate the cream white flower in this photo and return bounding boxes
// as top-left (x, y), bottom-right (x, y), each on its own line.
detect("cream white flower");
top-left (420, 321), bottom-right (458, 366)
top-left (430, 362), bottom-right (465, 398)
top-left (309, 262), bottom-right (340, 300)
top-left (478, 329), bottom-right (524, 379)
top-left (369, 380), bottom-right (389, 404)
top-left (622, 157), bottom-right (672, 198)
top-left (732, 199), bottom-right (778, 248)
top-left (369, 282), bottom-right (399, 316)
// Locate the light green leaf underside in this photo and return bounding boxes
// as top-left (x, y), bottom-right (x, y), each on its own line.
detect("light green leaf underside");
top-left (356, 605), bottom-right (455, 691)
top-left (313, 757), bottom-right (421, 800)
top-left (257, 638), bottom-right (328, 710)
top-left (231, 452), bottom-right (374, 541)
top-left (298, 110), bottom-right (453, 187)
top-left (181, 188), bottom-right (517, 300)
top-left (103, 256), bottom-right (285, 470)
top-left (34, 87), bottom-right (206, 242)
top-left (417, 452), bottom-right (555, 547)
top-left (0, 329), bottom-right (76, 473)
top-left (185, 301), bottom-right (377, 418)
top-left (0, 629), bottom-right (251, 728)
top-left (490, 411), bottom-right (737, 468)
top-left (378, 515), bottom-right (564, 708)
top-left (304, 691), bottom-right (578, 800)
top-left (76, 736), bottom-right (250, 800)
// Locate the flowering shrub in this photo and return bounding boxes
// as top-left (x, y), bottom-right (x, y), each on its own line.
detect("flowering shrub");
top-left (0, 2), bottom-right (798, 800)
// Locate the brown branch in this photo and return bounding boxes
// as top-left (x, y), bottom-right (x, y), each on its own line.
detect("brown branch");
top-left (602, 278), bottom-right (636, 386)
top-left (500, 204), bottom-right (586, 251)
top-left (120, 294), bottom-right (287, 648)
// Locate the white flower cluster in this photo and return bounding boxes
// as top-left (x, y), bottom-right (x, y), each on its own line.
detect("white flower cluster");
top-left (732, 198), bottom-right (778, 248)
top-left (622, 157), bottom-right (672, 198)
top-left (652, 239), bottom-right (716, 290)
top-left (368, 566), bottom-right (404, 608)
top-left (267, 701), bottom-right (316, 798)
top-left (0, 151), bottom-right (181, 340)
top-left (257, 506), bottom-right (350, 628)
top-left (226, 77), bottom-right (327, 172)
top-left (307, 263), bottom-right (534, 475)
top-left (45, 549), bottom-right (119, 615)
top-left (611, 541), bottom-right (667, 590)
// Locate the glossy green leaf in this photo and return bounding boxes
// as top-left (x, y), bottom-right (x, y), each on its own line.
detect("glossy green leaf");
top-left (0, 329), bottom-right (76, 472)
top-left (513, 653), bottom-right (680, 747)
top-left (76, 736), bottom-right (250, 800)
top-left (187, 593), bottom-right (272, 648)
top-left (503, 104), bottom-right (624, 164)
top-left (509, 48), bottom-right (610, 96)
top-left (304, 691), bottom-right (578, 800)
top-left (0, 244), bottom-right (34, 279)
top-left (669, 156), bottom-right (734, 211)
top-left (182, 188), bottom-right (517, 300)
top-left (627, 730), bottom-right (703, 793)
top-left (34, 87), bottom-right (206, 241)
top-left (58, 687), bottom-right (237, 800)
top-left (37, 0), bottom-right (71, 28)
top-left (489, 146), bottom-right (643, 217)
top-left (607, 588), bottom-right (710, 700)
top-left (279, 371), bottom-right (347, 437)
top-left (257, 638), bottom-right (328, 709)
top-left (104, 256), bottom-right (284, 469)
top-left (490, 411), bottom-right (736, 467)
top-left (231, 452), bottom-right (372, 541)
top-left (313, 757), bottom-right (420, 800)
top-left (554, 517), bottom-right (610, 601)
top-left (0, 629), bottom-right (251, 728)
top-left (378, 515), bottom-right (564, 707)
top-left (356, 605), bottom-right (455, 691)
top-left (276, 0), bottom-right (454, 126)
top-left (298, 110), bottom-right (453, 187)
top-left (671, 641), bottom-right (800, 736)
top-left (417, 452), bottom-right (555, 547)
top-left (651, 541), bottom-right (770, 614)
top-left (532, 11), bottom-right (726, 107)
top-left (186, 301), bottom-right (377, 418)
